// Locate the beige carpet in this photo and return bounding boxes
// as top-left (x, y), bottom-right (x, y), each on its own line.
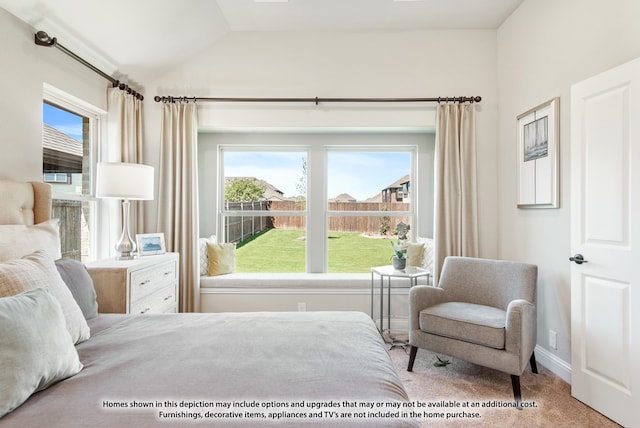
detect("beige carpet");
top-left (387, 346), bottom-right (621, 427)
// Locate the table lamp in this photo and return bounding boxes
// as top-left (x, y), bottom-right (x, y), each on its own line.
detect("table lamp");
top-left (96, 162), bottom-right (154, 260)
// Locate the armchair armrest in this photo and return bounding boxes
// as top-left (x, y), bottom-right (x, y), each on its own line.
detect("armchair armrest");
top-left (409, 285), bottom-right (446, 331)
top-left (505, 299), bottom-right (537, 365)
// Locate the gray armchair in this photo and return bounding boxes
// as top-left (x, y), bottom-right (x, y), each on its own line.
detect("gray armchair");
top-left (407, 256), bottom-right (538, 405)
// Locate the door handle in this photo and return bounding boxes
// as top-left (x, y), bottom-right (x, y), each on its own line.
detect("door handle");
top-left (569, 254), bottom-right (589, 264)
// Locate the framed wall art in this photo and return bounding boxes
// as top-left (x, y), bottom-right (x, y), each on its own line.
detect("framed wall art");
top-left (516, 97), bottom-right (560, 208)
top-left (136, 233), bottom-right (166, 256)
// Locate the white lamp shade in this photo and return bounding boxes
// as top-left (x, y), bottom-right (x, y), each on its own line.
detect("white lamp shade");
top-left (96, 162), bottom-right (154, 200)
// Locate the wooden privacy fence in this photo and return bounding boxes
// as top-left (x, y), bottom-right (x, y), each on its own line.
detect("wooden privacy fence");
top-left (224, 201), bottom-right (273, 243)
top-left (224, 200), bottom-right (411, 243)
top-left (52, 199), bottom-right (82, 260)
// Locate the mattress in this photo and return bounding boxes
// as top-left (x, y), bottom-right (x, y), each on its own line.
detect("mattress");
top-left (1, 311), bottom-right (418, 427)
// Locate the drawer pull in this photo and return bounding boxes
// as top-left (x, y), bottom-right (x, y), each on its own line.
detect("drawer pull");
top-left (140, 307), bottom-right (151, 314)
top-left (163, 271), bottom-right (172, 276)
top-left (163, 295), bottom-right (172, 301)
top-left (139, 279), bottom-right (151, 286)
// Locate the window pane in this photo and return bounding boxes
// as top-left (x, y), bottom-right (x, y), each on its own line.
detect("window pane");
top-left (327, 150), bottom-right (412, 272)
top-left (43, 102), bottom-right (93, 261)
top-left (327, 151), bottom-right (411, 206)
top-left (223, 151), bottom-right (307, 209)
top-left (224, 216), bottom-right (306, 273)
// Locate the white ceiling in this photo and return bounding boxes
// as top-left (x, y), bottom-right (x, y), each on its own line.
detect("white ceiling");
top-left (1, 0), bottom-right (523, 82)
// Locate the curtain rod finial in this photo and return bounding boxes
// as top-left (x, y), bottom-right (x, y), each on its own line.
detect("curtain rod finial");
top-left (34, 30), bottom-right (56, 47)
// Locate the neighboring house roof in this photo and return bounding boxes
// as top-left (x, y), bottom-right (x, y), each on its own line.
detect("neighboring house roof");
top-left (225, 177), bottom-right (284, 201)
top-left (383, 174), bottom-right (410, 191)
top-left (363, 193), bottom-right (383, 203)
top-left (330, 193), bottom-right (357, 203)
top-left (42, 124), bottom-right (83, 173)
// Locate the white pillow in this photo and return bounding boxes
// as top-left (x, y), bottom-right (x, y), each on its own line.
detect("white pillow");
top-left (0, 288), bottom-right (83, 417)
top-left (0, 250), bottom-right (90, 344)
top-left (0, 219), bottom-right (62, 262)
top-left (198, 235), bottom-right (217, 276)
top-left (416, 236), bottom-right (435, 273)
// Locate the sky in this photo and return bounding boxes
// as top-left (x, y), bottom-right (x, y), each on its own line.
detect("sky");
top-left (224, 151), bottom-right (410, 201)
top-left (43, 103), bottom-right (83, 141)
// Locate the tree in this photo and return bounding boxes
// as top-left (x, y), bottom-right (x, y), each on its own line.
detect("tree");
top-left (225, 178), bottom-right (266, 202)
top-left (295, 157), bottom-right (307, 210)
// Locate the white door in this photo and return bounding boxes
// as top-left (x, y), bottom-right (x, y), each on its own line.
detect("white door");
top-left (570, 56), bottom-right (640, 427)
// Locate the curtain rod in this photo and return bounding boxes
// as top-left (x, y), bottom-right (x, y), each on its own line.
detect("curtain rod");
top-left (34, 31), bottom-right (144, 100)
top-left (153, 95), bottom-right (481, 105)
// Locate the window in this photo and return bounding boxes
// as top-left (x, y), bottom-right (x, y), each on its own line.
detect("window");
top-left (220, 150), bottom-right (308, 273)
top-left (216, 135), bottom-right (421, 274)
top-left (326, 150), bottom-right (413, 272)
top-left (42, 89), bottom-right (100, 262)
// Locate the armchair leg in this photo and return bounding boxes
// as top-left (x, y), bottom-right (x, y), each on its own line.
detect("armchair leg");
top-left (407, 346), bottom-right (417, 372)
top-left (530, 352), bottom-right (538, 374)
top-left (510, 375), bottom-right (522, 409)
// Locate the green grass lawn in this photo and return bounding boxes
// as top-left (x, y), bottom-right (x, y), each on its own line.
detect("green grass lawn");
top-left (236, 229), bottom-right (394, 273)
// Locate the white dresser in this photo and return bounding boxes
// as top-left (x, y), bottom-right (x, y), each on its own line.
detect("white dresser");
top-left (86, 252), bottom-right (179, 314)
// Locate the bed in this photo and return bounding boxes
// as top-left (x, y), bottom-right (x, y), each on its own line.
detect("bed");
top-left (0, 180), bottom-right (417, 427)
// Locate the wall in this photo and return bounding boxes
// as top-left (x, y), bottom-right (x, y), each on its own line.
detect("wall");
top-left (143, 29), bottom-right (500, 316)
top-left (0, 7), bottom-right (107, 181)
top-left (144, 29), bottom-right (500, 259)
top-left (497, 0), bottom-right (640, 377)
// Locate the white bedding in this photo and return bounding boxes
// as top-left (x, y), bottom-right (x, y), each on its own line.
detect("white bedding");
top-left (2, 311), bottom-right (418, 427)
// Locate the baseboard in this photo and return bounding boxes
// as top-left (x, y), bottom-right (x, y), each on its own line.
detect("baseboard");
top-left (534, 345), bottom-right (571, 384)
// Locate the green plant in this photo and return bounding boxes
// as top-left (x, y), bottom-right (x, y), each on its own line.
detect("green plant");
top-left (434, 356), bottom-right (451, 367)
top-left (224, 178), bottom-right (266, 202)
top-left (379, 206), bottom-right (390, 235)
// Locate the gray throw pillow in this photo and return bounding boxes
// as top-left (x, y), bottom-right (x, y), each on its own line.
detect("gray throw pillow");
top-left (0, 288), bottom-right (83, 417)
top-left (55, 258), bottom-right (99, 320)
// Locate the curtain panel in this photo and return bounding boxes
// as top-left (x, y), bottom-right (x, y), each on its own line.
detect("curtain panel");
top-left (433, 103), bottom-right (479, 281)
top-left (106, 87), bottom-right (145, 245)
top-left (157, 102), bottom-right (200, 312)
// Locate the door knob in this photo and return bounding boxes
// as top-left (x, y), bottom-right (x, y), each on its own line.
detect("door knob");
top-left (569, 254), bottom-right (589, 264)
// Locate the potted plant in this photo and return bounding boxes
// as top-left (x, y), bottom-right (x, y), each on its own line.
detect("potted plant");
top-left (390, 222), bottom-right (410, 270)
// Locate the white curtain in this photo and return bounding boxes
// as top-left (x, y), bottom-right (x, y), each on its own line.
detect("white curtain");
top-left (157, 101), bottom-right (199, 313)
top-left (106, 87), bottom-right (145, 252)
top-left (433, 103), bottom-right (479, 281)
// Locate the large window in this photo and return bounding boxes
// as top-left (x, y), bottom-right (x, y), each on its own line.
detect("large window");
top-left (218, 139), bottom-right (418, 274)
top-left (42, 89), bottom-right (99, 261)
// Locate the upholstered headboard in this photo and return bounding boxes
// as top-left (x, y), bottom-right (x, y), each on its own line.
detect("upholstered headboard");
top-left (0, 180), bottom-right (52, 226)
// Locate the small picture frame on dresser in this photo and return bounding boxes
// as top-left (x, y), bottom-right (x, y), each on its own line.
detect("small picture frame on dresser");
top-left (136, 233), bottom-right (166, 256)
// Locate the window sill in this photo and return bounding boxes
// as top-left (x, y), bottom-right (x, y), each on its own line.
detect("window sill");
top-left (200, 272), bottom-right (371, 289)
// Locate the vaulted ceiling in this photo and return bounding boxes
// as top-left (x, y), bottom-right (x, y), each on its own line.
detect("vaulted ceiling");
top-left (0, 0), bottom-right (523, 82)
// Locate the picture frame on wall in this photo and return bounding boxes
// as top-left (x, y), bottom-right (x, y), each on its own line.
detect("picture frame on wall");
top-left (516, 97), bottom-right (560, 208)
top-left (136, 233), bottom-right (166, 256)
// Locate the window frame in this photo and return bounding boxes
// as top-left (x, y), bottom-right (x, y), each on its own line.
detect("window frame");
top-left (43, 84), bottom-right (103, 261)
top-left (217, 141), bottom-right (418, 274)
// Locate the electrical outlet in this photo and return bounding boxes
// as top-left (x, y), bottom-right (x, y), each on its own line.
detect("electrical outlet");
top-left (549, 330), bottom-right (558, 350)
top-left (297, 302), bottom-right (306, 312)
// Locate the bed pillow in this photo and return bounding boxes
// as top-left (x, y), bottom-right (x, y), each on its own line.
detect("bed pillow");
top-left (0, 219), bottom-right (62, 262)
top-left (0, 250), bottom-right (90, 344)
top-left (0, 288), bottom-right (83, 418)
top-left (206, 242), bottom-right (236, 276)
top-left (199, 235), bottom-right (217, 275)
top-left (55, 258), bottom-right (99, 320)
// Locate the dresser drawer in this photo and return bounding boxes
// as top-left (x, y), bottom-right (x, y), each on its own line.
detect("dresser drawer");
top-left (131, 285), bottom-right (177, 315)
top-left (87, 253), bottom-right (179, 314)
top-left (129, 260), bottom-right (177, 302)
